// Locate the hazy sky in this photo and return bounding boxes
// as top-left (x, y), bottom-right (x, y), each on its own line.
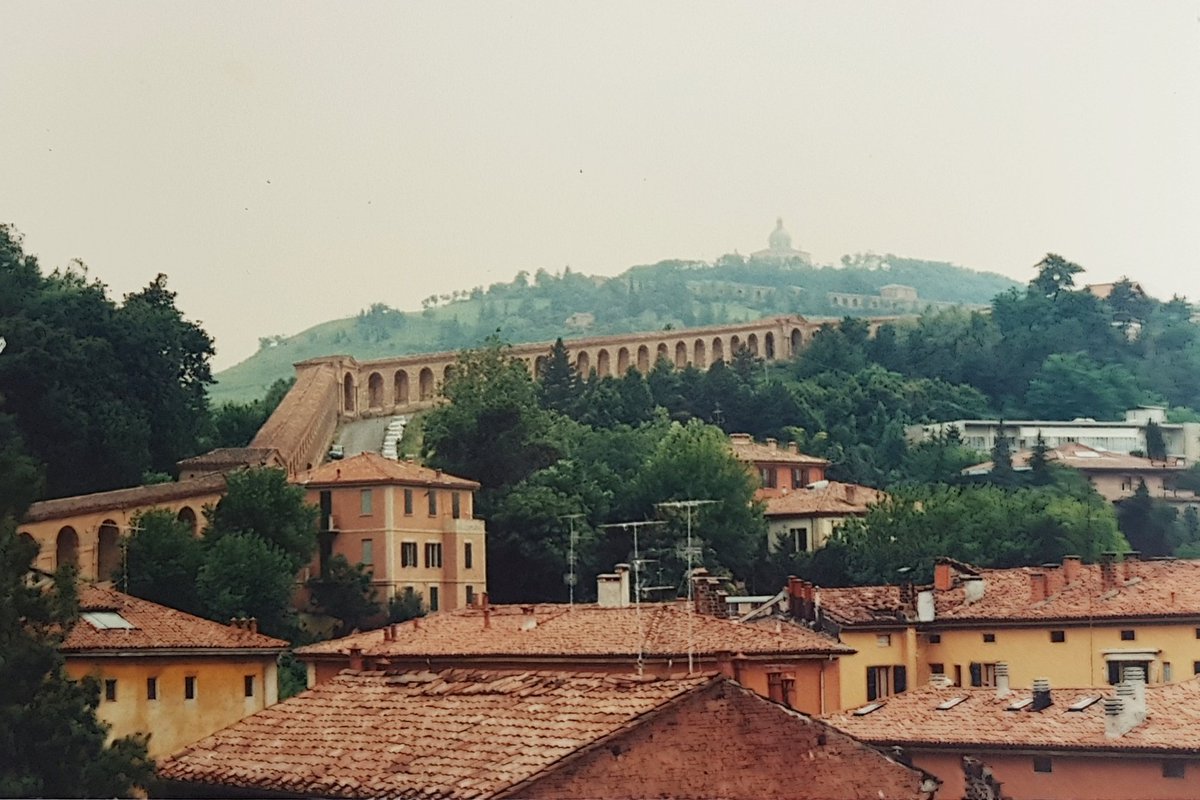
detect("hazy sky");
top-left (3, 2), bottom-right (1198, 370)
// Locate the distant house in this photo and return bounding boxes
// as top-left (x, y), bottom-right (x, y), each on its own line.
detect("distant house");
top-left (295, 452), bottom-right (485, 613)
top-left (158, 668), bottom-right (940, 800)
top-left (826, 671), bottom-right (1200, 800)
top-left (296, 569), bottom-right (852, 716)
top-left (63, 586), bottom-right (287, 759)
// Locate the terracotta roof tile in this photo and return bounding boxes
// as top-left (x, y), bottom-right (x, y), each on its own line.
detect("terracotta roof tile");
top-left (23, 474), bottom-right (227, 523)
top-left (176, 447), bottom-right (283, 472)
top-left (297, 452), bottom-right (479, 490)
top-left (764, 481), bottom-right (886, 517)
top-left (826, 679), bottom-right (1200, 755)
top-left (61, 586), bottom-right (287, 652)
top-left (297, 602), bottom-right (850, 661)
top-left (159, 669), bottom-right (715, 799)
top-left (728, 433), bottom-right (830, 466)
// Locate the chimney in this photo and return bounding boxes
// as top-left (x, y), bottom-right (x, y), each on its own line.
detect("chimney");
top-left (1122, 666), bottom-right (1147, 723)
top-left (845, 484), bottom-right (858, 504)
top-left (766, 437), bottom-right (778, 450)
top-left (1041, 564), bottom-right (1062, 597)
top-left (929, 674), bottom-right (953, 688)
top-left (596, 573), bottom-right (624, 608)
top-left (1030, 678), bottom-right (1052, 711)
top-left (933, 560), bottom-right (954, 592)
top-left (1116, 682), bottom-right (1138, 733)
top-left (1062, 555), bottom-right (1082, 586)
top-left (715, 650), bottom-right (736, 679)
top-left (898, 581), bottom-right (915, 609)
top-left (1029, 572), bottom-right (1047, 604)
top-left (1104, 697), bottom-right (1127, 739)
top-left (994, 662), bottom-right (1011, 699)
top-left (482, 592), bottom-right (491, 628)
top-left (691, 568), bottom-right (724, 617)
top-left (348, 646), bottom-right (364, 671)
top-left (1123, 551), bottom-right (1141, 583)
top-left (787, 442), bottom-right (799, 453)
top-left (1100, 552), bottom-right (1119, 592)
top-left (382, 626), bottom-right (392, 643)
top-left (520, 605), bottom-right (537, 630)
top-left (616, 563), bottom-right (631, 606)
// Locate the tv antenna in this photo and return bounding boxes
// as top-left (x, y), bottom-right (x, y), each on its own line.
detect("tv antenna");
top-left (560, 513), bottom-right (585, 608)
top-left (656, 499), bottom-right (717, 674)
top-left (600, 520), bottom-right (665, 676)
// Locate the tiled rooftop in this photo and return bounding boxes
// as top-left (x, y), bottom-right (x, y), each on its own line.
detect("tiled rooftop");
top-left (297, 602), bottom-right (851, 660)
top-left (826, 679), bottom-right (1200, 755)
top-left (23, 473), bottom-right (227, 523)
top-left (296, 451), bottom-right (479, 490)
top-left (176, 447), bottom-right (283, 472)
top-left (963, 441), bottom-right (1187, 475)
top-left (159, 669), bottom-right (715, 799)
top-left (728, 433), bottom-right (829, 466)
top-left (763, 481), bottom-right (886, 517)
top-left (61, 586), bottom-right (287, 653)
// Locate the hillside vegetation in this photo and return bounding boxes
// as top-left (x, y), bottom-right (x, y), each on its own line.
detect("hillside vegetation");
top-left (211, 253), bottom-right (1016, 403)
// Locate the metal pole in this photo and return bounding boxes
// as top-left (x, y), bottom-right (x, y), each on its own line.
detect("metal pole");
top-left (656, 500), bottom-right (716, 674)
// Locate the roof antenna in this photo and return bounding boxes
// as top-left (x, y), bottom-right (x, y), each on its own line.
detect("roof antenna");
top-left (601, 520), bottom-right (665, 676)
top-left (656, 500), bottom-right (717, 674)
top-left (560, 514), bottom-right (585, 608)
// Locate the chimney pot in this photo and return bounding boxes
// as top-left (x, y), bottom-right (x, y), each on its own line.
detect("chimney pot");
top-left (787, 442), bottom-right (799, 453)
top-left (348, 646), bottom-right (364, 671)
top-left (1029, 571), bottom-right (1048, 604)
top-left (520, 605), bottom-right (537, 630)
top-left (995, 662), bottom-right (1011, 698)
top-left (1123, 551), bottom-right (1141, 583)
top-left (1100, 552), bottom-right (1119, 592)
top-left (1062, 555), bottom-right (1082, 585)
top-left (933, 561), bottom-right (954, 592)
top-left (1030, 678), bottom-right (1052, 711)
top-left (766, 437), bottom-right (778, 449)
top-left (1104, 697), bottom-right (1127, 739)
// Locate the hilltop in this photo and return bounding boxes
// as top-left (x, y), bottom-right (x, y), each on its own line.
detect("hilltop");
top-left (211, 252), bottom-right (1017, 404)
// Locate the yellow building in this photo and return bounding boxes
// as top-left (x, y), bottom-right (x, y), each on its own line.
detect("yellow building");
top-left (296, 452), bottom-right (486, 612)
top-left (765, 555), bottom-right (1200, 710)
top-left (62, 586), bottom-right (287, 759)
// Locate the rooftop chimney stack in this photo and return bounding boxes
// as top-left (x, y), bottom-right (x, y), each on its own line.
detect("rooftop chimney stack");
top-left (1123, 552), bottom-right (1141, 583)
top-left (482, 592), bottom-right (491, 628)
top-left (1030, 678), bottom-right (1053, 711)
top-left (616, 563), bottom-right (631, 606)
top-left (349, 647), bottom-right (364, 672)
top-left (766, 437), bottom-right (778, 450)
top-left (1062, 555), bottom-right (1082, 586)
top-left (787, 442), bottom-right (799, 453)
top-left (519, 605), bottom-right (537, 631)
top-left (1100, 552), bottom-right (1119, 592)
top-left (1029, 572), bottom-right (1048, 604)
top-left (1104, 697), bottom-right (1127, 739)
top-left (995, 662), bottom-right (1011, 699)
top-left (1122, 666), bottom-right (1147, 724)
top-left (929, 673), bottom-right (953, 688)
top-left (933, 560), bottom-right (954, 592)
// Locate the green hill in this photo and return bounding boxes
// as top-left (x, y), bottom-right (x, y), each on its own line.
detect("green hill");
top-left (211, 254), bottom-right (1017, 404)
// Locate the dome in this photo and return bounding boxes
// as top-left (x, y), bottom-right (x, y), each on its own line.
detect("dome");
top-left (769, 217), bottom-right (792, 251)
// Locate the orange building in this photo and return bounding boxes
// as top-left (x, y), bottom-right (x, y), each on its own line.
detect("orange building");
top-left (159, 668), bottom-right (937, 800)
top-left (296, 452), bottom-right (485, 612)
top-left (827, 671), bottom-right (1200, 800)
top-left (63, 586), bottom-right (287, 759)
top-left (296, 571), bottom-right (851, 716)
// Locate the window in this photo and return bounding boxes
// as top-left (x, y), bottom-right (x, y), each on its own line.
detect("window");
top-left (1033, 756), bottom-right (1053, 773)
top-left (760, 467), bottom-right (777, 488)
top-left (876, 634), bottom-right (892, 647)
top-left (104, 679), bottom-right (117, 702)
top-left (1194, 661), bottom-right (1200, 676)
top-left (360, 489), bottom-right (373, 516)
top-left (791, 467), bottom-right (803, 488)
top-left (464, 542), bottom-right (473, 570)
top-left (465, 585), bottom-right (476, 606)
top-left (451, 492), bottom-right (461, 519)
top-left (930, 663), bottom-right (945, 675)
top-left (244, 675), bottom-right (255, 698)
top-left (1164, 662), bottom-right (1173, 682)
top-left (789, 527), bottom-right (809, 552)
top-left (866, 666), bottom-right (906, 701)
top-left (184, 676), bottom-right (197, 700)
top-left (767, 671), bottom-right (796, 706)
top-left (927, 634), bottom-right (941, 644)
top-left (402, 542), bottom-right (418, 568)
top-left (147, 677), bottom-right (158, 700)
top-left (1120, 629), bottom-right (1136, 641)
top-left (429, 586), bottom-right (440, 612)
top-left (1107, 660), bottom-right (1152, 685)
top-left (428, 490), bottom-right (438, 516)
top-left (983, 633), bottom-right (996, 643)
top-left (425, 542), bottom-right (443, 568)
top-left (1195, 627), bottom-right (1200, 639)
top-left (404, 489), bottom-right (414, 516)
top-left (1050, 630), bottom-right (1066, 643)
top-left (361, 538), bottom-right (374, 566)
top-left (969, 662), bottom-right (998, 688)
top-left (1163, 761), bottom-right (1186, 779)
top-left (953, 665), bottom-right (963, 687)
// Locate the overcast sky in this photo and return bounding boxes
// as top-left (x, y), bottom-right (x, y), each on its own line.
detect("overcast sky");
top-left (3, 2), bottom-right (1198, 370)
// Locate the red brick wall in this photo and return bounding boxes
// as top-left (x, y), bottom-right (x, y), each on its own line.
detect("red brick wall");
top-left (507, 681), bottom-right (931, 800)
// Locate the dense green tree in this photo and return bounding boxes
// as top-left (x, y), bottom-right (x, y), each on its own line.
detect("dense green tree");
top-left (306, 555), bottom-right (381, 636)
top-left (1115, 481), bottom-right (1180, 558)
top-left (1030, 253), bottom-right (1085, 298)
top-left (1145, 420), bottom-right (1168, 462)
top-left (1028, 431), bottom-right (1052, 486)
top-left (203, 377), bottom-right (294, 450)
top-left (537, 338), bottom-right (580, 415)
top-left (1025, 353), bottom-right (1145, 420)
top-left (121, 509), bottom-right (205, 615)
top-left (204, 468), bottom-right (317, 574)
top-left (196, 533), bottom-right (297, 637)
top-left (387, 588), bottom-right (426, 622)
top-left (899, 428), bottom-right (983, 485)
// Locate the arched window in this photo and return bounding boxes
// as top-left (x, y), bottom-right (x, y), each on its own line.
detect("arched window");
top-left (343, 373), bottom-right (356, 413)
top-left (576, 351), bottom-right (591, 375)
top-left (56, 526), bottom-right (79, 571)
top-left (596, 349), bottom-right (611, 377)
top-left (730, 335), bottom-right (741, 354)
top-left (367, 372), bottom-right (384, 409)
top-left (747, 333), bottom-right (759, 356)
top-left (637, 345), bottom-right (650, 373)
top-left (712, 338), bottom-right (724, 364)
top-left (675, 341), bottom-right (688, 368)
top-left (693, 339), bottom-right (707, 368)
top-left (617, 347), bottom-right (630, 374)
top-left (177, 506), bottom-right (198, 536)
top-left (97, 521), bottom-right (121, 582)
top-left (790, 328), bottom-right (803, 355)
top-left (443, 364), bottom-right (456, 385)
top-left (394, 370), bottom-right (410, 405)
top-left (419, 368), bottom-right (435, 401)
top-left (764, 332), bottom-right (776, 359)
top-left (656, 343), bottom-right (669, 365)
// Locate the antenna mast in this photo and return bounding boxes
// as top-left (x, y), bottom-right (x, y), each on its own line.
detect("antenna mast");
top-left (656, 499), bottom-right (717, 674)
top-left (560, 513), bottom-right (585, 608)
top-left (600, 520), bottom-right (665, 676)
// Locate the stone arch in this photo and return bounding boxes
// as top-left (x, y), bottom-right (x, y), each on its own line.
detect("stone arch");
top-left (747, 333), bottom-right (759, 356)
top-left (56, 526), bottom-right (79, 571)
top-left (693, 339), bottom-right (707, 368)
top-left (712, 338), bottom-right (724, 364)
top-left (791, 328), bottom-right (803, 354)
top-left (367, 372), bottom-right (384, 409)
top-left (17, 531), bottom-right (37, 560)
top-left (730, 335), bottom-right (741, 354)
top-left (97, 520), bottom-right (121, 582)
top-left (576, 351), bottom-right (591, 375)
top-left (419, 368), bottom-right (435, 401)
top-left (177, 506), bottom-right (198, 536)
top-left (394, 370), bottom-right (410, 405)
top-left (597, 349), bottom-right (611, 377)
top-left (656, 343), bottom-right (669, 365)
top-left (343, 373), bottom-right (356, 413)
top-left (534, 355), bottom-right (547, 376)
top-left (443, 364), bottom-right (456, 385)
top-left (637, 345), bottom-right (650, 372)
top-left (675, 341), bottom-right (688, 368)
top-left (617, 347), bottom-right (630, 374)
top-left (764, 332), bottom-right (776, 359)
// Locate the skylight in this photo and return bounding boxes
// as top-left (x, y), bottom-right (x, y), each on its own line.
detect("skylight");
top-left (853, 702), bottom-right (883, 716)
top-left (935, 697), bottom-right (966, 710)
top-left (1067, 696), bottom-right (1101, 711)
top-left (1006, 698), bottom-right (1033, 711)
top-left (82, 611), bottom-right (134, 630)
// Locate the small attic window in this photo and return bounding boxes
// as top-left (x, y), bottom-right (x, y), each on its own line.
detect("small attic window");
top-left (853, 702), bottom-right (884, 716)
top-left (82, 611), bottom-right (134, 630)
top-left (1067, 696), bottom-right (1101, 712)
top-left (936, 697), bottom-right (967, 710)
top-left (1006, 698), bottom-right (1034, 711)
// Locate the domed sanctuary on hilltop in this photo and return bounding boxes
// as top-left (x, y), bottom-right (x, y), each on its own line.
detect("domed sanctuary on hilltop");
top-left (751, 217), bottom-right (811, 264)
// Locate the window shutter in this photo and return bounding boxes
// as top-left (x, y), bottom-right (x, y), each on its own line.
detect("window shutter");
top-left (894, 666), bottom-right (907, 693)
top-left (969, 662), bottom-right (982, 687)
